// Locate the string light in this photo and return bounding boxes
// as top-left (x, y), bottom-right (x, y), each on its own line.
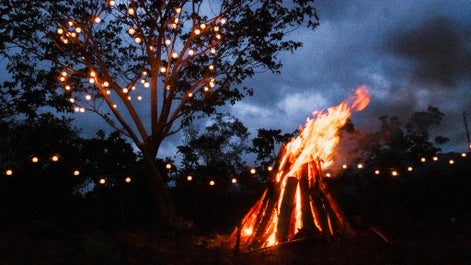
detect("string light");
top-left (6, 169), bottom-right (13, 176)
top-left (73, 170), bottom-right (80, 176)
top-left (209, 180), bottom-right (215, 186)
top-left (187, 175), bottom-right (193, 181)
top-left (31, 157), bottom-right (39, 163)
top-left (125, 177), bottom-right (132, 183)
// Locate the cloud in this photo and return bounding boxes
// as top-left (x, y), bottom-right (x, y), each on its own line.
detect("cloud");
top-left (389, 16), bottom-right (471, 87)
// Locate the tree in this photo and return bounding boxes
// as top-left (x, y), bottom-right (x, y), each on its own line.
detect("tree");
top-left (177, 113), bottom-right (250, 187)
top-left (1, 0), bottom-right (319, 227)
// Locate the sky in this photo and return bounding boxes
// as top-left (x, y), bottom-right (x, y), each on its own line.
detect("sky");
top-left (63, 0), bottom-right (471, 159)
top-left (217, 0), bottom-right (471, 156)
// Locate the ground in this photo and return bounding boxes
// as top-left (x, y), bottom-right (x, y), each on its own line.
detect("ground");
top-left (1, 215), bottom-right (471, 265)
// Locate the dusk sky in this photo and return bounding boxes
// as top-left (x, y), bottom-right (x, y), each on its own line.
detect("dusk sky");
top-left (64, 0), bottom-right (471, 159)
top-left (221, 0), bottom-right (471, 155)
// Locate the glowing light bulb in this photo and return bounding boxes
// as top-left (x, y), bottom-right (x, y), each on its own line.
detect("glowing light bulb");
top-left (420, 157), bottom-right (426, 162)
top-left (135, 37), bottom-right (142, 44)
top-left (75, 27), bottom-right (81, 33)
top-left (210, 48), bottom-right (216, 54)
top-left (209, 64), bottom-right (214, 70)
top-left (65, 85), bottom-right (71, 91)
top-left (128, 28), bottom-right (136, 35)
top-left (200, 23), bottom-right (206, 29)
top-left (188, 49), bottom-right (194, 56)
top-left (128, 8), bottom-right (135, 15)
top-left (85, 94), bottom-right (91, 100)
top-left (374, 170), bottom-right (380, 175)
top-left (203, 86), bottom-right (209, 92)
top-left (357, 163), bottom-right (363, 169)
top-left (94, 17), bottom-right (101, 23)
top-left (142, 71), bottom-right (148, 76)
top-left (188, 92), bottom-right (193, 97)
top-left (165, 163), bottom-right (172, 169)
top-left (165, 39), bottom-right (171, 45)
top-left (31, 157), bottom-right (39, 163)
top-left (103, 81), bottom-right (109, 87)
top-left (74, 107), bottom-right (80, 112)
top-left (51, 155), bottom-right (59, 162)
top-left (73, 170), bottom-right (80, 176)
top-left (99, 178), bottom-right (106, 184)
top-left (250, 168), bottom-right (256, 174)
top-left (144, 82), bottom-right (149, 88)
top-left (125, 177), bottom-right (132, 183)
top-left (216, 34), bottom-right (222, 40)
top-left (449, 159), bottom-right (455, 165)
top-left (231, 178), bottom-right (237, 184)
top-left (433, 156), bottom-right (438, 161)
top-left (79, 107), bottom-right (85, 112)
top-left (69, 98), bottom-right (75, 103)
top-left (6, 169), bottom-right (13, 176)
top-left (176, 7), bottom-right (181, 14)
top-left (160, 67), bottom-right (166, 73)
top-left (59, 76), bottom-right (66, 82)
top-left (220, 18), bottom-right (227, 24)
top-left (407, 166), bottom-right (413, 172)
top-left (267, 166), bottom-right (273, 171)
top-left (391, 170), bottom-right (398, 177)
top-left (214, 26), bottom-right (220, 32)
top-left (137, 96), bottom-right (142, 100)
top-left (122, 88), bottom-right (128, 93)
top-left (68, 21), bottom-right (74, 26)
top-left (187, 175), bottom-right (193, 181)
top-left (57, 28), bottom-right (64, 34)
top-left (109, 0), bottom-right (115, 6)
top-left (194, 29), bottom-right (201, 35)
top-left (209, 180), bottom-right (215, 186)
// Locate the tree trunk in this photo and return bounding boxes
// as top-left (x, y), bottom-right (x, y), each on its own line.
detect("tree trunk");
top-left (142, 153), bottom-right (179, 230)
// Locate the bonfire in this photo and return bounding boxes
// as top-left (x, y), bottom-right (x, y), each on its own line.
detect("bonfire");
top-left (232, 86), bottom-right (370, 250)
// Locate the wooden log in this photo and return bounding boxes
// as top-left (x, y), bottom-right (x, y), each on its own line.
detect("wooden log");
top-left (298, 164), bottom-right (316, 233)
top-left (249, 180), bottom-right (280, 249)
top-left (276, 176), bottom-right (299, 243)
top-left (315, 158), bottom-right (356, 238)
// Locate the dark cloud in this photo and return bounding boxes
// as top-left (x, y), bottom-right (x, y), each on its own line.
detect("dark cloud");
top-left (389, 16), bottom-right (471, 87)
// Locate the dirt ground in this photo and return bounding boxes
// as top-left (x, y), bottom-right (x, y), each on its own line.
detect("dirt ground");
top-left (2, 216), bottom-right (470, 265)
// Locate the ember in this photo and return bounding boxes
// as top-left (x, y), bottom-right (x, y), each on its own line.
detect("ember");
top-left (232, 86), bottom-right (370, 250)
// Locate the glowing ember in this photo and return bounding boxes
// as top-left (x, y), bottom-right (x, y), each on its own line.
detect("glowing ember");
top-left (232, 86), bottom-right (370, 249)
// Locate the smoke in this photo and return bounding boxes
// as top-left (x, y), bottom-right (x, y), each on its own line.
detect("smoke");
top-left (390, 16), bottom-right (471, 88)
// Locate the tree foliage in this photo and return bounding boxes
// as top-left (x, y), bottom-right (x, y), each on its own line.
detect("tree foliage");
top-left (1, 0), bottom-right (319, 226)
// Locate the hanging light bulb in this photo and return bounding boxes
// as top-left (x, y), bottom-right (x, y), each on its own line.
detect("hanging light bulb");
top-left (137, 96), bottom-right (142, 100)
top-left (220, 18), bottom-right (227, 25)
top-left (128, 28), bottom-right (136, 35)
top-left (85, 94), bottom-right (92, 100)
top-left (176, 7), bottom-right (182, 14)
top-left (109, 0), bottom-right (115, 6)
top-left (65, 85), bottom-right (71, 91)
top-left (103, 81), bottom-right (109, 87)
top-left (74, 107), bottom-right (80, 112)
top-left (210, 48), bottom-right (216, 54)
top-left (31, 157), bottom-right (39, 163)
top-left (135, 37), bottom-right (142, 44)
top-left (5, 169), bottom-right (13, 176)
top-left (160, 67), bottom-right (166, 73)
top-left (165, 39), bottom-right (171, 46)
top-left (75, 27), bottom-right (82, 33)
top-left (188, 92), bottom-right (193, 97)
top-left (200, 23), bottom-right (206, 29)
top-left (172, 52), bottom-right (178, 58)
top-left (144, 82), bottom-right (150, 88)
top-left (79, 107), bottom-right (85, 112)
top-left (94, 17), bottom-right (101, 23)
top-left (69, 98), bottom-right (75, 103)
top-left (73, 170), bottom-right (80, 176)
top-left (57, 28), bottom-right (64, 34)
top-left (194, 29), bottom-right (201, 35)
top-left (122, 88), bottom-right (129, 93)
top-left (128, 8), bottom-right (135, 15)
top-left (188, 49), bottom-right (194, 56)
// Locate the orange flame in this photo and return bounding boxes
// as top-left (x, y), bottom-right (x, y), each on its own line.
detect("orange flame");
top-left (236, 86), bottom-right (370, 249)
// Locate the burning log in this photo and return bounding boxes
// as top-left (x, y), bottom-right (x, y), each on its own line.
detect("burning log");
top-left (231, 86), bottom-right (369, 250)
top-left (276, 176), bottom-right (298, 242)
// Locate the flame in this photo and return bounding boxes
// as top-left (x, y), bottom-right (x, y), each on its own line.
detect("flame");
top-left (235, 86), bottom-right (370, 249)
